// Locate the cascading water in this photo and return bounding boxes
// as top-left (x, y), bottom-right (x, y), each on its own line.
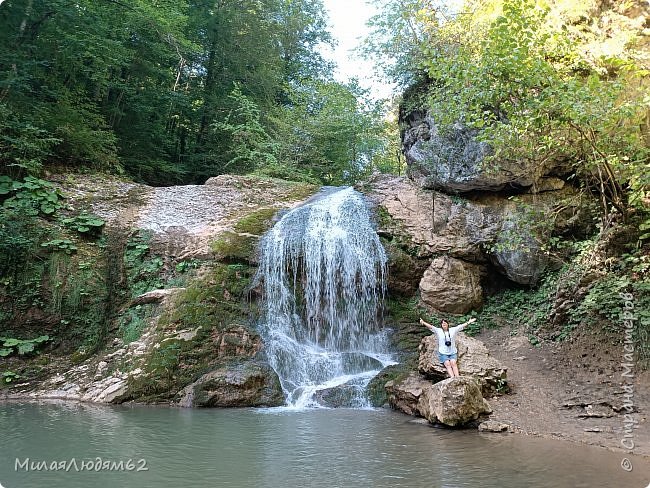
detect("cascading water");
top-left (255, 187), bottom-right (395, 408)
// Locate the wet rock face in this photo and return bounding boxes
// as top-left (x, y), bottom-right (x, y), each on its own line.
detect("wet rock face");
top-left (312, 384), bottom-right (361, 408)
top-left (212, 326), bottom-right (263, 358)
top-left (177, 362), bottom-right (284, 408)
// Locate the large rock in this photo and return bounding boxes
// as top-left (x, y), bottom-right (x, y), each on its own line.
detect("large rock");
top-left (366, 175), bottom-right (593, 289)
top-left (368, 175), bottom-right (502, 262)
top-left (385, 372), bottom-right (433, 416)
top-left (418, 376), bottom-right (492, 426)
top-left (490, 214), bottom-right (549, 285)
top-left (312, 383), bottom-right (368, 408)
top-left (177, 361), bottom-right (284, 407)
top-left (402, 112), bottom-right (563, 193)
top-left (419, 256), bottom-right (483, 313)
top-left (419, 333), bottom-right (507, 395)
top-left (385, 373), bottom-right (492, 426)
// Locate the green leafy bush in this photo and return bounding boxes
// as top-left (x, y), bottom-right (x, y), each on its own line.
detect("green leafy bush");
top-left (2, 371), bottom-right (21, 384)
top-left (61, 213), bottom-right (105, 236)
top-left (0, 208), bottom-right (45, 282)
top-left (175, 259), bottom-right (200, 273)
top-left (124, 232), bottom-right (164, 297)
top-left (0, 176), bottom-right (64, 216)
top-left (40, 239), bottom-right (78, 254)
top-left (118, 306), bottom-right (149, 344)
top-left (0, 336), bottom-right (50, 357)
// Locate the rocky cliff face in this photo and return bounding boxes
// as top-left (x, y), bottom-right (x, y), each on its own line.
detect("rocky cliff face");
top-left (4, 174), bottom-right (317, 407)
top-left (365, 87), bottom-right (599, 303)
top-left (359, 97), bottom-right (599, 419)
top-left (402, 111), bottom-right (571, 193)
top-left (365, 174), bottom-right (594, 312)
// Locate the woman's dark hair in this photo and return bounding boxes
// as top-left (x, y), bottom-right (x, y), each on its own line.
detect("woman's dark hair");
top-left (440, 319), bottom-right (449, 326)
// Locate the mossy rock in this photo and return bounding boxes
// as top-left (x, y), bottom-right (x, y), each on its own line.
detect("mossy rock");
top-left (221, 175), bottom-right (317, 202)
top-left (366, 362), bottom-right (416, 407)
top-left (376, 207), bottom-right (420, 256)
top-left (164, 263), bottom-right (255, 330)
top-left (233, 207), bottom-right (278, 236)
top-left (125, 263), bottom-right (259, 402)
top-left (211, 232), bottom-right (259, 263)
top-left (175, 360), bottom-right (284, 407)
top-left (214, 206), bottom-right (282, 262)
top-left (384, 295), bottom-right (447, 355)
top-left (284, 183), bottom-right (318, 201)
top-left (375, 206), bottom-right (394, 229)
top-left (382, 239), bottom-right (430, 296)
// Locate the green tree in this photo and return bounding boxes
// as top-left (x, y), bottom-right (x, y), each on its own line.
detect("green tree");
top-left (268, 79), bottom-right (388, 184)
top-left (0, 0), bottom-right (389, 186)
top-left (213, 84), bottom-right (279, 173)
top-left (369, 0), bottom-right (650, 223)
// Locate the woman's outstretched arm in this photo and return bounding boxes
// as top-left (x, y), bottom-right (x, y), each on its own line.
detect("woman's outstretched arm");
top-left (419, 318), bottom-right (436, 331)
top-left (456, 317), bottom-right (477, 331)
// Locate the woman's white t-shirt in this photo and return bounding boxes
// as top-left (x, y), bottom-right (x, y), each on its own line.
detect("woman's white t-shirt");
top-left (433, 324), bottom-right (465, 355)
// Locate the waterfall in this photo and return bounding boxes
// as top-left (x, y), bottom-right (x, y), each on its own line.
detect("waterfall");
top-left (255, 187), bottom-right (394, 408)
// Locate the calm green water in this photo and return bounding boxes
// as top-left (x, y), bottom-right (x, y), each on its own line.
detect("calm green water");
top-left (0, 402), bottom-right (648, 488)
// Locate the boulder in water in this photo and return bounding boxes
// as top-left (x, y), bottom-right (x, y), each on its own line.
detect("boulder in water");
top-left (418, 376), bottom-right (492, 426)
top-left (385, 372), bottom-right (432, 416)
top-left (385, 374), bottom-right (492, 427)
top-left (313, 384), bottom-right (365, 408)
top-left (418, 333), bottom-right (507, 395)
top-left (177, 361), bottom-right (284, 408)
top-left (478, 420), bottom-right (511, 432)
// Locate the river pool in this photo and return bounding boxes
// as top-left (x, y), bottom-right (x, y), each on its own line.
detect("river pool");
top-left (1, 402), bottom-right (648, 488)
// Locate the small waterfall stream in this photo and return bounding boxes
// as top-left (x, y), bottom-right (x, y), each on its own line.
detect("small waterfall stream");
top-left (255, 187), bottom-right (395, 408)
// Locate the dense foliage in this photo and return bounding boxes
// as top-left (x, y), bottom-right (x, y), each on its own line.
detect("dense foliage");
top-left (368, 0), bottom-right (649, 226)
top-left (0, 0), bottom-right (391, 185)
